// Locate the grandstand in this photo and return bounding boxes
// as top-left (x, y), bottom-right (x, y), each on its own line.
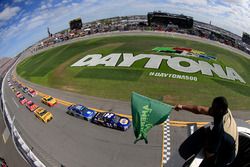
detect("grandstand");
top-left (147, 11), bottom-right (193, 29)
top-left (69, 18), bottom-right (83, 30)
top-left (34, 12), bottom-right (250, 55)
top-left (242, 32), bottom-right (250, 45)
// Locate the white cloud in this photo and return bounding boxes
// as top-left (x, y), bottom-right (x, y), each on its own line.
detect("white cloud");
top-left (1, 0), bottom-right (250, 57)
top-left (0, 6), bottom-right (20, 21)
top-left (25, 1), bottom-right (33, 5)
top-left (62, 0), bottom-right (72, 3)
top-left (13, 0), bottom-right (25, 3)
top-left (223, 0), bottom-right (249, 5)
top-left (170, 0), bottom-right (208, 6)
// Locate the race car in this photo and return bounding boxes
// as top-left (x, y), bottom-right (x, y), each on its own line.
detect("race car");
top-left (12, 87), bottom-right (17, 92)
top-left (67, 104), bottom-right (96, 121)
top-left (34, 107), bottom-right (53, 123)
top-left (22, 87), bottom-right (29, 93)
top-left (10, 86), bottom-right (15, 91)
top-left (91, 112), bottom-right (131, 131)
top-left (41, 96), bottom-right (57, 107)
top-left (28, 89), bottom-right (37, 97)
top-left (26, 100), bottom-right (38, 112)
top-left (0, 157), bottom-right (7, 167)
top-left (16, 92), bottom-right (23, 98)
top-left (17, 83), bottom-right (22, 88)
top-left (19, 96), bottom-right (28, 105)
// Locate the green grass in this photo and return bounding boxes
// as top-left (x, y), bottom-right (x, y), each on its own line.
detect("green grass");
top-left (75, 68), bottom-right (143, 81)
top-left (17, 35), bottom-right (250, 110)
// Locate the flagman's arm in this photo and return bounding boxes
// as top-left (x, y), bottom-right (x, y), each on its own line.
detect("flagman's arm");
top-left (174, 104), bottom-right (210, 115)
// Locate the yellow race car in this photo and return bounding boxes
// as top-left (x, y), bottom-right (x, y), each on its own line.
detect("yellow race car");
top-left (34, 107), bottom-right (53, 123)
top-left (41, 95), bottom-right (57, 107)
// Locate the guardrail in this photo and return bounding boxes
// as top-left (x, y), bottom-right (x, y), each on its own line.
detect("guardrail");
top-left (1, 57), bottom-right (48, 167)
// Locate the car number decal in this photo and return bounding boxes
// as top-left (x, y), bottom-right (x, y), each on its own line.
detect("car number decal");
top-left (120, 118), bottom-right (128, 125)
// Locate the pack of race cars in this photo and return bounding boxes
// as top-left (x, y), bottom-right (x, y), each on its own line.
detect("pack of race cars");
top-left (67, 104), bottom-right (131, 131)
top-left (10, 79), bottom-right (54, 123)
top-left (8, 77), bottom-right (131, 131)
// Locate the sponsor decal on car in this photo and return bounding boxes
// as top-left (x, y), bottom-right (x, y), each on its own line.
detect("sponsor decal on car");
top-left (120, 118), bottom-right (129, 125)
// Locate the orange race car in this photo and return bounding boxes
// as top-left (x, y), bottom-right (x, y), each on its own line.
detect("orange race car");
top-left (41, 96), bottom-right (57, 107)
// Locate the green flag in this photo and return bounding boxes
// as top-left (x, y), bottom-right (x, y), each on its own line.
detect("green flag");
top-left (131, 92), bottom-right (173, 144)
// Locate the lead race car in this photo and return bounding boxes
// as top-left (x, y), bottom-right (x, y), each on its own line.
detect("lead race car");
top-left (91, 112), bottom-right (131, 131)
top-left (67, 104), bottom-right (96, 121)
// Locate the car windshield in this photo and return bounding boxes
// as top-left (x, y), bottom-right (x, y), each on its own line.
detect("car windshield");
top-left (47, 97), bottom-right (53, 101)
top-left (39, 110), bottom-right (47, 116)
top-left (75, 105), bottom-right (84, 111)
top-left (20, 97), bottom-right (25, 100)
top-left (29, 102), bottom-right (34, 106)
top-left (113, 115), bottom-right (120, 123)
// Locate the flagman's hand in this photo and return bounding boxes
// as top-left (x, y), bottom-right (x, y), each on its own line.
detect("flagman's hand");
top-left (174, 104), bottom-right (183, 111)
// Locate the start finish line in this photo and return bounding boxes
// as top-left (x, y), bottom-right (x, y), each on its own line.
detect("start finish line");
top-left (71, 53), bottom-right (246, 84)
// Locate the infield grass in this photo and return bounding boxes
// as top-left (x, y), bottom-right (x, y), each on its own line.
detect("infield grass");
top-left (17, 35), bottom-right (250, 110)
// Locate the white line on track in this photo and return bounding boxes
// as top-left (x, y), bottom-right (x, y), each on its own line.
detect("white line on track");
top-left (12, 97), bottom-right (19, 108)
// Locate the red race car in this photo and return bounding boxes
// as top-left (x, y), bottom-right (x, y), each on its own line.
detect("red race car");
top-left (16, 92), bottom-right (23, 98)
top-left (26, 100), bottom-right (38, 112)
top-left (19, 96), bottom-right (28, 105)
top-left (28, 89), bottom-right (37, 97)
top-left (0, 157), bottom-right (7, 167)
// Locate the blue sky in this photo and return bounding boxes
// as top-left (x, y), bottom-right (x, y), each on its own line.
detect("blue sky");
top-left (0, 0), bottom-right (250, 58)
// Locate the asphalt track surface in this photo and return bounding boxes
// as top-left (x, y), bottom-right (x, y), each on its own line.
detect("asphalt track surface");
top-left (0, 78), bottom-right (29, 167)
top-left (3, 31), bottom-right (250, 167)
top-left (5, 72), bottom-right (163, 167)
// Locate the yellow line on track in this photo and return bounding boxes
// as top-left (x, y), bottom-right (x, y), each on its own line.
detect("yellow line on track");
top-left (15, 78), bottom-right (250, 127)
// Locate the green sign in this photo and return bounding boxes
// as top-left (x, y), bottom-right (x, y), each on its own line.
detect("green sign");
top-left (131, 92), bottom-right (173, 144)
top-left (152, 47), bottom-right (176, 53)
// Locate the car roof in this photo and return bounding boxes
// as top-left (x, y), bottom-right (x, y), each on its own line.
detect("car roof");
top-left (36, 107), bottom-right (45, 112)
top-left (74, 104), bottom-right (86, 109)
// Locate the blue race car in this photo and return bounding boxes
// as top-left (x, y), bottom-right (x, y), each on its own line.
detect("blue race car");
top-left (67, 104), bottom-right (96, 121)
top-left (91, 112), bottom-right (131, 131)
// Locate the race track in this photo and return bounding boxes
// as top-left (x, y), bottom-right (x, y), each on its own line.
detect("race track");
top-left (2, 31), bottom-right (250, 167)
